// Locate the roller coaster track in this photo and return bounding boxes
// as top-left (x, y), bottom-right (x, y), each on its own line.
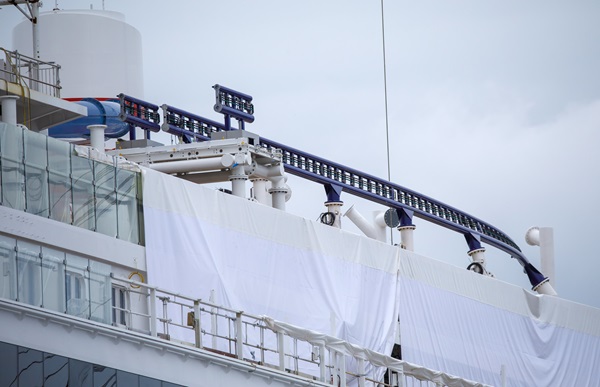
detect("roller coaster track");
top-left (118, 93), bottom-right (542, 278)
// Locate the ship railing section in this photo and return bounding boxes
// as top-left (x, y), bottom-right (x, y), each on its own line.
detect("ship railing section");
top-left (110, 274), bottom-right (487, 387)
top-left (117, 94), bottom-right (532, 269)
top-left (0, 48), bottom-right (62, 97)
top-left (0, 122), bottom-right (143, 245)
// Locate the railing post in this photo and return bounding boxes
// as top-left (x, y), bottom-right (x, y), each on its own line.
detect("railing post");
top-left (235, 311), bottom-right (244, 359)
top-left (338, 351), bottom-right (346, 387)
top-left (210, 290), bottom-right (217, 349)
top-left (357, 358), bottom-right (365, 387)
top-left (161, 296), bottom-right (169, 337)
top-left (396, 363), bottom-right (404, 387)
top-left (194, 300), bottom-right (202, 349)
top-left (319, 343), bottom-right (326, 382)
top-left (149, 288), bottom-right (157, 337)
top-left (277, 331), bottom-right (286, 371)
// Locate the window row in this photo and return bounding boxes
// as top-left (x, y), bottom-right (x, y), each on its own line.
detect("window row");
top-left (0, 123), bottom-right (143, 244)
top-left (0, 234), bottom-right (112, 324)
top-left (0, 341), bottom-right (183, 387)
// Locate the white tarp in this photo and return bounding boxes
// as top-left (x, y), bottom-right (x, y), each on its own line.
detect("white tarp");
top-left (142, 167), bottom-right (600, 386)
top-left (142, 168), bottom-right (399, 361)
top-left (398, 251), bottom-right (600, 387)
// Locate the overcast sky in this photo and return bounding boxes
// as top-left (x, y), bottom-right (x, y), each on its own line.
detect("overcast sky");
top-left (1, 1), bottom-right (599, 308)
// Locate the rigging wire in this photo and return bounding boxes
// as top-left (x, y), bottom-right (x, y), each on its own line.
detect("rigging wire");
top-left (380, 0), bottom-right (394, 244)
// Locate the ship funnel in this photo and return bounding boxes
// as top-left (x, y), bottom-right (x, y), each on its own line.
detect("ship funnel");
top-left (344, 205), bottom-right (386, 242)
top-left (525, 226), bottom-right (556, 293)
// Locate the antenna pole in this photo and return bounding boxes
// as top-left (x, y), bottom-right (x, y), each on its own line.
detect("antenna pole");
top-left (380, 0), bottom-right (393, 244)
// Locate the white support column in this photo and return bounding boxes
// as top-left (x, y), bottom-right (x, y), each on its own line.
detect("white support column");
top-left (398, 225), bottom-right (416, 251)
top-left (468, 248), bottom-right (486, 266)
top-left (88, 124), bottom-right (107, 153)
top-left (229, 164), bottom-right (247, 198)
top-left (467, 247), bottom-right (491, 276)
top-left (539, 227), bottom-right (556, 288)
top-left (525, 226), bottom-right (557, 294)
top-left (0, 95), bottom-right (19, 125)
top-left (251, 177), bottom-right (271, 205)
top-left (269, 176), bottom-right (290, 211)
top-left (324, 201), bottom-right (343, 228)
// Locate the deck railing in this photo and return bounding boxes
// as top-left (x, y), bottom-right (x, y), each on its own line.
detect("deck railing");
top-left (110, 274), bottom-right (488, 387)
top-left (0, 48), bottom-right (61, 97)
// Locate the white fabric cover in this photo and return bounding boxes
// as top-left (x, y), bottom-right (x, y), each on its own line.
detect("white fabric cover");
top-left (142, 168), bottom-right (399, 362)
top-left (398, 251), bottom-right (600, 387)
top-left (142, 167), bottom-right (600, 386)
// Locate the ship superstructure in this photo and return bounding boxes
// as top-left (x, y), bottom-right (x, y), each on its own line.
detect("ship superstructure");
top-left (1, 3), bottom-right (599, 387)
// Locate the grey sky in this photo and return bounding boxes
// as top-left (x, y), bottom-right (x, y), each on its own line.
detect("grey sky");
top-left (1, 1), bottom-right (599, 308)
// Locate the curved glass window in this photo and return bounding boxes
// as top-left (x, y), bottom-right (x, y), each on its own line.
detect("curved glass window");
top-left (0, 122), bottom-right (143, 245)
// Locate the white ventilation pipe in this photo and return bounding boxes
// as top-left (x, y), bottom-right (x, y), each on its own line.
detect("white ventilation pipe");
top-left (526, 226), bottom-right (556, 288)
top-left (344, 205), bottom-right (386, 242)
top-left (251, 177), bottom-right (271, 205)
top-left (0, 95), bottom-right (19, 125)
top-left (398, 225), bottom-right (416, 251)
top-left (150, 154), bottom-right (235, 174)
top-left (88, 124), bottom-right (107, 153)
top-left (269, 175), bottom-right (289, 210)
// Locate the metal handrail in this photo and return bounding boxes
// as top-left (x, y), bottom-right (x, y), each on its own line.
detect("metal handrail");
top-left (119, 98), bottom-right (529, 268)
top-left (0, 48), bottom-right (61, 97)
top-left (109, 275), bottom-right (488, 387)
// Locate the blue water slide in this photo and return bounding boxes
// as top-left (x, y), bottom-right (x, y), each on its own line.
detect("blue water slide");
top-left (48, 98), bottom-right (131, 139)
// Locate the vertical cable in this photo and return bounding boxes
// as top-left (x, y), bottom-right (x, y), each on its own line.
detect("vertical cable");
top-left (380, 0), bottom-right (391, 182)
top-left (380, 0), bottom-right (394, 244)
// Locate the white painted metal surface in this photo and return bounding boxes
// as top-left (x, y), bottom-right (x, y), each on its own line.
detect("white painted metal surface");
top-left (88, 123), bottom-right (106, 152)
top-left (526, 226), bottom-right (556, 289)
top-left (399, 225), bottom-right (416, 251)
top-left (344, 204), bottom-right (387, 242)
top-left (0, 95), bottom-right (19, 125)
top-left (13, 10), bottom-right (144, 98)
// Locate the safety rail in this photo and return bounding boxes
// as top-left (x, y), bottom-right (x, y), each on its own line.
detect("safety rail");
top-left (119, 97), bottom-right (529, 268)
top-left (258, 138), bottom-right (526, 264)
top-left (118, 94), bottom-right (161, 132)
top-left (109, 275), bottom-right (487, 387)
top-left (1, 48), bottom-right (61, 97)
top-left (160, 104), bottom-right (225, 143)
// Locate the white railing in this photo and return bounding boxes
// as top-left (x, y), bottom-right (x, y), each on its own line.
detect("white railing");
top-left (110, 274), bottom-right (488, 387)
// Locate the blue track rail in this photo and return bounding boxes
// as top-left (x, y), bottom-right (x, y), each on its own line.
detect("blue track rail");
top-left (118, 93), bottom-right (549, 288)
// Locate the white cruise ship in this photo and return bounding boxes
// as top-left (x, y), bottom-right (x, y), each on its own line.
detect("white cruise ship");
top-left (1, 2), bottom-right (599, 386)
